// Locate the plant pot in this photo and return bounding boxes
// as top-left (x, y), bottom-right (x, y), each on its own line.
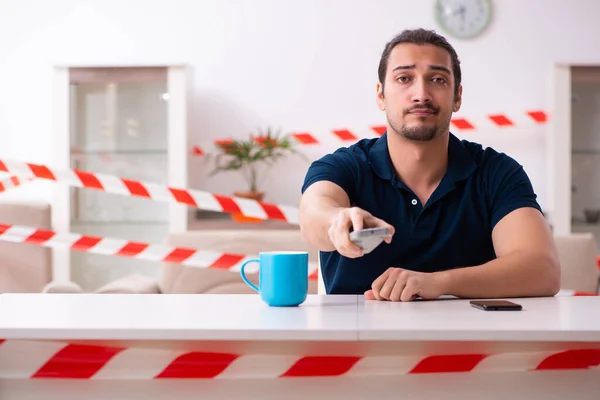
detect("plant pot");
top-left (234, 191), bottom-right (265, 202)
top-left (232, 191), bottom-right (265, 223)
top-left (584, 208), bottom-right (600, 224)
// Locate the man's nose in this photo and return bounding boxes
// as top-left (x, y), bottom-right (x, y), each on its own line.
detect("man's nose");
top-left (411, 79), bottom-right (432, 103)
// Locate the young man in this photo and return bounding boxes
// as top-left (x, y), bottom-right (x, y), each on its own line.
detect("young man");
top-left (299, 28), bottom-right (560, 301)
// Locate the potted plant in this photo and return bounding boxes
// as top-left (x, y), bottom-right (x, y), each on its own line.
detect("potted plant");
top-left (209, 127), bottom-right (307, 220)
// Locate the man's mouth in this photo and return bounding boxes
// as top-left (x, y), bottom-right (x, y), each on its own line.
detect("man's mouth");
top-left (410, 109), bottom-right (436, 116)
top-left (405, 105), bottom-right (439, 117)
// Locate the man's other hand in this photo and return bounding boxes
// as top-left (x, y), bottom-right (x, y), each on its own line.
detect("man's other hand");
top-left (365, 267), bottom-right (446, 301)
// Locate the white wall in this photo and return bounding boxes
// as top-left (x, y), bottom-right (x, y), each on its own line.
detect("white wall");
top-left (1, 0), bottom-right (600, 213)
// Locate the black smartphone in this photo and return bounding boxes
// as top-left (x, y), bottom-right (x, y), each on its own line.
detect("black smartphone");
top-left (470, 300), bottom-right (522, 311)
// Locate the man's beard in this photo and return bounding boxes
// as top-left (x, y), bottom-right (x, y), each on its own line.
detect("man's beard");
top-left (388, 103), bottom-right (445, 142)
top-left (388, 117), bottom-right (442, 142)
top-left (395, 120), bottom-right (440, 142)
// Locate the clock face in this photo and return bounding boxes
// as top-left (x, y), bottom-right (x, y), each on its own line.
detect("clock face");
top-left (435, 0), bottom-right (493, 39)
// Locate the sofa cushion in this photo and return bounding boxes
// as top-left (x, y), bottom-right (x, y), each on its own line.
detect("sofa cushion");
top-left (554, 233), bottom-right (599, 293)
top-left (203, 282), bottom-right (262, 294)
top-left (166, 266), bottom-right (259, 294)
top-left (42, 280), bottom-right (83, 294)
top-left (94, 274), bottom-right (160, 294)
top-left (161, 229), bottom-right (318, 295)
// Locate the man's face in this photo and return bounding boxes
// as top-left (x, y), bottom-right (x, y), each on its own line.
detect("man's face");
top-left (376, 43), bottom-right (461, 142)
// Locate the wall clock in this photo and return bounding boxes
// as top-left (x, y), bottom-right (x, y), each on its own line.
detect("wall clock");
top-left (435, 0), bottom-right (493, 39)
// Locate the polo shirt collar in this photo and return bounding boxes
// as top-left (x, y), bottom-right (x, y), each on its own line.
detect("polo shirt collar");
top-left (368, 133), bottom-right (395, 181)
top-left (368, 132), bottom-right (476, 184)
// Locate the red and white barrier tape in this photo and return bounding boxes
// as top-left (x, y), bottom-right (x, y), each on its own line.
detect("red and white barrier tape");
top-left (450, 110), bottom-right (548, 132)
top-left (0, 175), bottom-right (34, 193)
top-left (0, 340), bottom-right (597, 379)
top-left (192, 110), bottom-right (549, 156)
top-left (3, 221), bottom-right (589, 293)
top-left (0, 223), bottom-right (319, 279)
top-left (0, 160), bottom-right (299, 224)
top-left (192, 126), bottom-right (386, 156)
top-left (555, 289), bottom-right (599, 297)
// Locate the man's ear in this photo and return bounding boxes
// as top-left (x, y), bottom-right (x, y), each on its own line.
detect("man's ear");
top-left (376, 82), bottom-right (385, 111)
top-left (453, 85), bottom-right (462, 113)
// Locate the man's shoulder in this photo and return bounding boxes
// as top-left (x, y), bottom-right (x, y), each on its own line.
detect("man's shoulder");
top-left (458, 137), bottom-right (522, 173)
top-left (301, 137), bottom-right (379, 194)
top-left (456, 136), bottom-right (533, 202)
top-left (317, 137), bottom-right (378, 164)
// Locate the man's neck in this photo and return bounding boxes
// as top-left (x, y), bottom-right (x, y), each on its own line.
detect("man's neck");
top-left (387, 131), bottom-right (450, 193)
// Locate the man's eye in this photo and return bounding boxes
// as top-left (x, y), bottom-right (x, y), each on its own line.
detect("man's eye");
top-left (396, 76), bottom-right (410, 83)
top-left (432, 77), bottom-right (447, 84)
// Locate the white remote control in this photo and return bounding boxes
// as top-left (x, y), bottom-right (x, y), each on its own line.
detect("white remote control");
top-left (349, 227), bottom-right (391, 254)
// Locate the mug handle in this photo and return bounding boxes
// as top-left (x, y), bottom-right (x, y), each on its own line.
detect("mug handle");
top-left (240, 259), bottom-right (260, 292)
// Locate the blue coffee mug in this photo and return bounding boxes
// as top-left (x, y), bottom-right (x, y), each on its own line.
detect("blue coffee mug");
top-left (240, 251), bottom-right (308, 307)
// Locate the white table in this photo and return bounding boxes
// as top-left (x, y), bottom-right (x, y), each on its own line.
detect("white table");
top-left (0, 294), bottom-right (599, 400)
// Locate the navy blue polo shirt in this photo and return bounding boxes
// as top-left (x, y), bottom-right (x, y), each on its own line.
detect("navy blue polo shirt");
top-left (301, 132), bottom-right (542, 295)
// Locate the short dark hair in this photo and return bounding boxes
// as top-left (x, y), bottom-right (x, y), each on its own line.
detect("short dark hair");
top-left (378, 28), bottom-right (461, 98)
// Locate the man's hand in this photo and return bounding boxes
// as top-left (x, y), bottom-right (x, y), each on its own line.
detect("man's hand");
top-left (365, 267), bottom-right (446, 302)
top-left (328, 207), bottom-right (394, 258)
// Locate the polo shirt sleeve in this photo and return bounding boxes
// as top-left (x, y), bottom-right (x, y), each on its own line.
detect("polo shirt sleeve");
top-left (487, 154), bottom-right (542, 230)
top-left (301, 149), bottom-right (358, 200)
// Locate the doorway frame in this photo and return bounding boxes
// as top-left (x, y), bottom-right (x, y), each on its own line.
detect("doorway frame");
top-left (550, 63), bottom-right (600, 235)
top-left (52, 64), bottom-right (192, 283)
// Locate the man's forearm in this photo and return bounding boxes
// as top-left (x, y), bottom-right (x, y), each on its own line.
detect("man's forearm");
top-left (435, 251), bottom-right (561, 298)
top-left (299, 198), bottom-right (346, 251)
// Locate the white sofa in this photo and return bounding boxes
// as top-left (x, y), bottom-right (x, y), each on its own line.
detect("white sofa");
top-left (152, 230), bottom-right (600, 295)
top-left (553, 233), bottom-right (599, 294)
top-left (0, 204), bottom-right (594, 295)
top-left (42, 229), bottom-right (320, 295)
top-left (45, 229), bottom-right (600, 296)
top-left (0, 201), bottom-right (52, 293)
top-left (158, 230), bottom-right (320, 294)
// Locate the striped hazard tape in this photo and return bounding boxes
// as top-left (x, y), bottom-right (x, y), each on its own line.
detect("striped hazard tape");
top-left (192, 110), bottom-right (549, 155)
top-left (0, 340), bottom-right (597, 379)
top-left (192, 126), bottom-right (386, 156)
top-left (1, 222), bottom-right (591, 294)
top-left (555, 289), bottom-right (599, 297)
top-left (0, 160), bottom-right (299, 224)
top-left (450, 110), bottom-right (548, 131)
top-left (0, 223), bottom-right (319, 279)
top-left (0, 175), bottom-right (34, 193)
